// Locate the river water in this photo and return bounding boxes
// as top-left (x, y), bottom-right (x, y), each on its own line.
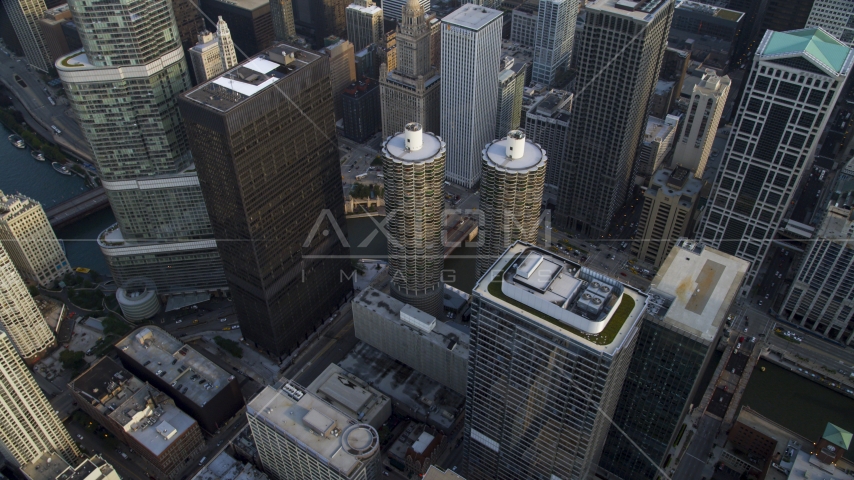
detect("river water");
top-left (1, 124), bottom-right (113, 273)
top-left (742, 359), bottom-right (854, 460)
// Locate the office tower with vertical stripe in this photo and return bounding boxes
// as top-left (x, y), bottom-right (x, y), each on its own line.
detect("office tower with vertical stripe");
top-left (440, 4), bottom-right (502, 188)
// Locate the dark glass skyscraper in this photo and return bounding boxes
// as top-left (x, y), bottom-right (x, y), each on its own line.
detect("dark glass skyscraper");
top-left (598, 240), bottom-right (748, 479)
top-left (179, 43), bottom-right (353, 357)
top-left (556, 0), bottom-right (673, 237)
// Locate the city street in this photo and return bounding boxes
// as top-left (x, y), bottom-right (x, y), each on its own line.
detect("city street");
top-left (281, 305), bottom-right (358, 386)
top-left (0, 44), bottom-right (92, 160)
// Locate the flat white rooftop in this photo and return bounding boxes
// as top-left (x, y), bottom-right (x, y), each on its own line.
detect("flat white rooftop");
top-left (116, 327), bottom-right (232, 407)
top-left (383, 131), bottom-right (445, 163)
top-left (650, 240), bottom-right (749, 342)
top-left (483, 137), bottom-right (547, 173)
top-left (247, 386), bottom-right (373, 477)
top-left (442, 4), bottom-right (502, 31)
top-left (305, 363), bottom-right (390, 427)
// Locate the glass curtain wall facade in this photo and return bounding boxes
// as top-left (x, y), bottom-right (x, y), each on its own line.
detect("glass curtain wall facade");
top-left (58, 0), bottom-right (226, 295)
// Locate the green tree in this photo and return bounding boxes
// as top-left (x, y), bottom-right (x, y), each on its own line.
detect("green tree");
top-left (59, 350), bottom-right (86, 371)
top-left (214, 336), bottom-right (243, 358)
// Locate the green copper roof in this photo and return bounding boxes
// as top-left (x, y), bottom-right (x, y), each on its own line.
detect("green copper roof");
top-left (761, 28), bottom-right (852, 75)
top-left (822, 423), bottom-right (852, 450)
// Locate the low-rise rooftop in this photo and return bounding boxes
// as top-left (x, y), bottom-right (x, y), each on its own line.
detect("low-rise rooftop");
top-left (648, 239), bottom-right (749, 343)
top-left (474, 243), bottom-right (647, 352)
top-left (69, 358), bottom-right (199, 457)
top-left (57, 455), bottom-right (119, 480)
top-left (21, 452), bottom-right (70, 480)
top-left (246, 384), bottom-right (379, 478)
top-left (353, 289), bottom-right (469, 358)
top-left (115, 327), bottom-right (232, 407)
top-left (338, 342), bottom-right (465, 433)
top-left (192, 451), bottom-right (268, 480)
top-left (305, 363), bottom-right (391, 428)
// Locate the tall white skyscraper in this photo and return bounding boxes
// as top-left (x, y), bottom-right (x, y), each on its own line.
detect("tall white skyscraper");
top-left (217, 16), bottom-right (238, 70)
top-left (0, 191), bottom-right (72, 287)
top-left (465, 242), bottom-right (647, 480)
top-left (531, 0), bottom-right (578, 86)
top-left (673, 69), bottom-right (731, 177)
top-left (3, 0), bottom-right (51, 72)
top-left (440, 4), bottom-right (502, 188)
top-left (381, 0), bottom-right (429, 21)
top-left (806, 0), bottom-right (854, 46)
top-left (346, 0), bottom-right (383, 52)
top-left (0, 242), bottom-right (55, 363)
top-left (699, 28), bottom-right (852, 294)
top-left (0, 331), bottom-right (80, 467)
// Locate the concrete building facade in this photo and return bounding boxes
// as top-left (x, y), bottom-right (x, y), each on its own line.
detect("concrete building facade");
top-left (270, 0), bottom-right (295, 41)
top-left (635, 114), bottom-right (680, 178)
top-left (476, 131), bottom-right (547, 279)
top-left (382, 123), bottom-right (446, 316)
top-left (632, 166), bottom-right (704, 268)
top-left (698, 28), bottom-right (852, 295)
top-left (381, 0), bottom-right (429, 21)
top-left (0, 331), bottom-right (79, 468)
top-left (36, 3), bottom-right (73, 63)
top-left (353, 287), bottom-right (469, 395)
top-left (782, 191), bottom-right (854, 344)
top-left (346, 0), bottom-right (383, 52)
top-left (464, 243), bottom-right (648, 480)
top-left (323, 39), bottom-right (357, 119)
top-left (379, 0), bottom-right (440, 138)
top-left (531, 0), bottom-right (577, 86)
top-left (179, 43), bottom-right (352, 357)
top-left (599, 240), bottom-right (749, 480)
top-left (557, 0), bottom-right (673, 237)
top-left (806, 0), bottom-right (854, 46)
top-left (524, 89), bottom-right (572, 192)
top-left (4, 0), bottom-right (51, 71)
top-left (495, 58), bottom-right (527, 139)
top-left (247, 384), bottom-right (382, 480)
top-left (510, 3), bottom-right (538, 47)
top-left (0, 191), bottom-right (71, 286)
top-left (440, 4), bottom-right (502, 188)
top-left (58, 0), bottom-right (227, 296)
top-left (673, 69), bottom-right (731, 178)
top-left (189, 30), bottom-right (223, 84)
top-left (0, 241), bottom-right (55, 362)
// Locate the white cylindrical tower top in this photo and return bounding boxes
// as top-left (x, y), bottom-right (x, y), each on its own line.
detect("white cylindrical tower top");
top-left (506, 130), bottom-right (525, 159)
top-left (404, 122), bottom-right (423, 151)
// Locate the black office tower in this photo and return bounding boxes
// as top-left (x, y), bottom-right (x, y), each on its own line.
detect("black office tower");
top-left (597, 241), bottom-right (748, 479)
top-left (179, 43), bottom-right (352, 357)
